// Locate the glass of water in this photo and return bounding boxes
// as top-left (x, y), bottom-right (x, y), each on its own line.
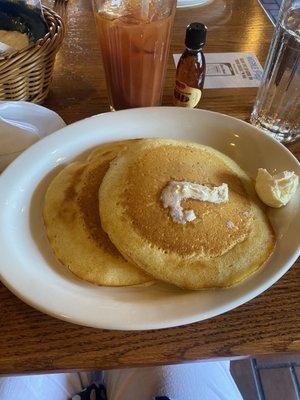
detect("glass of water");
top-left (250, 0), bottom-right (300, 143)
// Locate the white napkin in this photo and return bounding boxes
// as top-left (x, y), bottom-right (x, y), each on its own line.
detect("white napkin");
top-left (0, 101), bottom-right (66, 172)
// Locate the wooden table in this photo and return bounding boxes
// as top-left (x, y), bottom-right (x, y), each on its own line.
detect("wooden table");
top-left (1, 0), bottom-right (299, 376)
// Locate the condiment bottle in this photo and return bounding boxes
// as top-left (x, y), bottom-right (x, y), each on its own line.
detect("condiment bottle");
top-left (173, 22), bottom-right (207, 108)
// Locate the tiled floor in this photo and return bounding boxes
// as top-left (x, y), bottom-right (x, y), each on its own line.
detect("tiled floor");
top-left (231, 354), bottom-right (300, 400)
top-left (259, 0), bottom-right (283, 23)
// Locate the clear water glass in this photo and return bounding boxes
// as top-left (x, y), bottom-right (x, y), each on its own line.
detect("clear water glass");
top-left (250, 0), bottom-right (300, 143)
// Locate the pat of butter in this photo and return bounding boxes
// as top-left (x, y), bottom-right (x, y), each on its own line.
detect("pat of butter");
top-left (255, 168), bottom-right (299, 208)
top-left (161, 181), bottom-right (229, 224)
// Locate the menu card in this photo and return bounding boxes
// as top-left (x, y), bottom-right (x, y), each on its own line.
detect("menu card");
top-left (173, 52), bottom-right (264, 89)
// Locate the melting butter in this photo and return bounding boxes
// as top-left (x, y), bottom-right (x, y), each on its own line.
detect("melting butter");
top-left (161, 181), bottom-right (229, 224)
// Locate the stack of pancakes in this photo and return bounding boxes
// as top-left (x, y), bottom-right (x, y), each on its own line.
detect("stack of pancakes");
top-left (43, 138), bottom-right (275, 290)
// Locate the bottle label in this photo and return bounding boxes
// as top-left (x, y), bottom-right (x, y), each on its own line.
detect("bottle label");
top-left (173, 80), bottom-right (202, 108)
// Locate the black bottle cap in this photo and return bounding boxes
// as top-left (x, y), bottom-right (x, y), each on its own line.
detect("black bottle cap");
top-left (185, 22), bottom-right (207, 50)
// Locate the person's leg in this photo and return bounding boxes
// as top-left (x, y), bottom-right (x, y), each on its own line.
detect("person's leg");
top-left (103, 361), bottom-right (243, 400)
top-left (1, 361), bottom-right (242, 400)
top-left (0, 372), bottom-right (91, 400)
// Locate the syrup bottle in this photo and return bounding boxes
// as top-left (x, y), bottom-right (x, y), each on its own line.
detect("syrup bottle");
top-left (173, 22), bottom-right (207, 108)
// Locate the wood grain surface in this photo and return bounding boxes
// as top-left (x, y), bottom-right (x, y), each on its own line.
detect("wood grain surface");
top-left (0, 0), bottom-right (299, 375)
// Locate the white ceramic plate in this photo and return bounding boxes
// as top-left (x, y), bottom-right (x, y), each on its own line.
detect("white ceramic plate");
top-left (0, 108), bottom-right (299, 330)
top-left (177, 0), bottom-right (213, 9)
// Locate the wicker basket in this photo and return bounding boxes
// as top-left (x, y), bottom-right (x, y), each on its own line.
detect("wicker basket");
top-left (0, 6), bottom-right (65, 103)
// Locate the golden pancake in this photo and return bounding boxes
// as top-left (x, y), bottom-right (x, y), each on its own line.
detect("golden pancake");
top-left (87, 139), bottom-right (142, 163)
top-left (43, 141), bottom-right (151, 286)
top-left (99, 138), bottom-right (275, 289)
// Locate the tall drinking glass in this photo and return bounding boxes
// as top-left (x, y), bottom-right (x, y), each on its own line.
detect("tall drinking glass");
top-left (250, 0), bottom-right (300, 143)
top-left (93, 0), bottom-right (176, 111)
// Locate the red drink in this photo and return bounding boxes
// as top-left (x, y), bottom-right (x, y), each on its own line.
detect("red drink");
top-left (94, 1), bottom-right (175, 110)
